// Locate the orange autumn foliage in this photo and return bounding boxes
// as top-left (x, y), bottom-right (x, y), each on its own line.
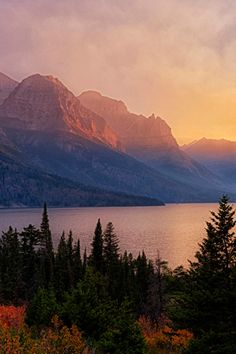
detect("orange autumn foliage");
top-left (138, 315), bottom-right (193, 354)
top-left (0, 306), bottom-right (86, 353)
top-left (0, 305), bottom-right (25, 329)
top-left (35, 315), bottom-right (86, 353)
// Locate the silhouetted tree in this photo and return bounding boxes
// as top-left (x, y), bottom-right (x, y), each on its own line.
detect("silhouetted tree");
top-left (103, 222), bottom-right (119, 269)
top-left (38, 203), bottom-right (54, 287)
top-left (82, 248), bottom-right (87, 276)
top-left (20, 224), bottom-right (40, 299)
top-left (103, 222), bottom-right (120, 298)
top-left (73, 238), bottom-right (83, 283)
top-left (174, 196), bottom-right (236, 352)
top-left (90, 219), bottom-right (104, 273)
top-left (67, 230), bottom-right (74, 288)
top-left (55, 232), bottom-right (68, 295)
top-left (0, 227), bottom-right (22, 302)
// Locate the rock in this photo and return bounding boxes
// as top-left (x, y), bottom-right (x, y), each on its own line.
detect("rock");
top-left (0, 74), bottom-right (121, 149)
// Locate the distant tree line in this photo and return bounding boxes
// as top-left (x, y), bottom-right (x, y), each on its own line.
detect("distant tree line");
top-left (0, 196), bottom-right (235, 353)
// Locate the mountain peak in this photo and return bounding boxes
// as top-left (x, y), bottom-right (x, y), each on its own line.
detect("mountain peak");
top-left (81, 90), bottom-right (102, 98)
top-left (149, 113), bottom-right (156, 120)
top-left (79, 90), bottom-right (129, 117)
top-left (19, 73), bottom-right (68, 92)
top-left (0, 74), bottom-right (120, 149)
top-left (79, 90), bottom-right (178, 151)
top-left (183, 137), bottom-right (236, 157)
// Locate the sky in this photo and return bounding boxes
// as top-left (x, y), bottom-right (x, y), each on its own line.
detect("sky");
top-left (0, 0), bottom-right (236, 144)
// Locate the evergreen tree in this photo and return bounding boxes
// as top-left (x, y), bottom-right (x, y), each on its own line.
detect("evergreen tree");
top-left (120, 251), bottom-right (136, 302)
top-left (67, 230), bottom-right (74, 288)
top-left (73, 238), bottom-right (82, 283)
top-left (61, 270), bottom-right (145, 354)
top-left (174, 196), bottom-right (236, 352)
top-left (82, 248), bottom-right (87, 276)
top-left (0, 227), bottom-right (22, 303)
top-left (135, 251), bottom-right (149, 312)
top-left (20, 224), bottom-right (40, 299)
top-left (90, 218), bottom-right (104, 273)
top-left (38, 202), bottom-right (54, 287)
top-left (103, 222), bottom-right (119, 269)
top-left (103, 222), bottom-right (120, 298)
top-left (194, 195), bottom-right (236, 283)
top-left (55, 232), bottom-right (69, 295)
top-left (146, 254), bottom-right (168, 325)
top-left (27, 287), bottom-right (58, 326)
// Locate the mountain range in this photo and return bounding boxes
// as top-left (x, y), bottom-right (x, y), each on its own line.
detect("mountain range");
top-left (0, 72), bottom-right (234, 207)
top-left (79, 91), bottom-right (221, 188)
top-left (182, 138), bottom-right (236, 190)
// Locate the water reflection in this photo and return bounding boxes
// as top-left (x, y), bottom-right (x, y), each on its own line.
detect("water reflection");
top-left (0, 204), bottom-right (221, 268)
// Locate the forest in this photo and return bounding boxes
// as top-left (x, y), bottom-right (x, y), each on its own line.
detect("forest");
top-left (0, 195), bottom-right (235, 353)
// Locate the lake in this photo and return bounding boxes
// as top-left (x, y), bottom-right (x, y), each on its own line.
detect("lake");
top-left (0, 203), bottom-right (228, 268)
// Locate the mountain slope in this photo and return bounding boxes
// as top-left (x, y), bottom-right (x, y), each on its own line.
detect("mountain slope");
top-left (0, 146), bottom-right (164, 207)
top-left (183, 138), bottom-right (236, 189)
top-left (0, 125), bottom-right (229, 203)
top-left (0, 74), bottom-right (231, 203)
top-left (0, 74), bottom-right (120, 149)
top-left (78, 91), bottom-right (221, 188)
top-left (0, 72), bottom-right (18, 105)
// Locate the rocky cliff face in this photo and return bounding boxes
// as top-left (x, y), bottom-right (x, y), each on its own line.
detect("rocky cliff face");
top-left (0, 72), bottom-right (230, 203)
top-left (79, 90), bottom-right (177, 150)
top-left (0, 75), bottom-right (120, 149)
top-left (78, 91), bottom-right (221, 187)
top-left (0, 72), bottom-right (18, 105)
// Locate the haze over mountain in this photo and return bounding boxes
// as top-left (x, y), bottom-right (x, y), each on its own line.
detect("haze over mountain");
top-left (79, 91), bottom-right (222, 188)
top-left (0, 72), bottom-right (18, 105)
top-left (0, 144), bottom-right (164, 207)
top-left (0, 72), bottom-right (233, 206)
top-left (183, 138), bottom-right (236, 189)
top-left (0, 74), bottom-right (120, 149)
top-left (2, 1), bottom-right (236, 144)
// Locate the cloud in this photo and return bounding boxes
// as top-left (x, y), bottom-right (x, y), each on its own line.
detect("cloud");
top-left (0, 0), bottom-right (236, 142)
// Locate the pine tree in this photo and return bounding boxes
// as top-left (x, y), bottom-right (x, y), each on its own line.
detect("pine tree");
top-left (194, 195), bottom-right (236, 283)
top-left (67, 230), bottom-right (74, 288)
top-left (103, 222), bottom-right (120, 298)
top-left (27, 286), bottom-right (58, 326)
top-left (0, 227), bottom-right (22, 302)
top-left (82, 248), bottom-right (87, 276)
top-left (38, 203), bottom-right (54, 287)
top-left (73, 238), bottom-right (82, 283)
top-left (135, 251), bottom-right (148, 313)
top-left (146, 254), bottom-right (168, 326)
top-left (174, 196), bottom-right (236, 352)
top-left (103, 222), bottom-right (119, 269)
top-left (120, 251), bottom-right (136, 301)
top-left (55, 232), bottom-right (69, 295)
top-left (90, 219), bottom-right (104, 273)
top-left (20, 224), bottom-right (40, 299)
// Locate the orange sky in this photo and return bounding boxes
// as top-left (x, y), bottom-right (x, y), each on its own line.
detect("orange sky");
top-left (1, 0), bottom-right (236, 144)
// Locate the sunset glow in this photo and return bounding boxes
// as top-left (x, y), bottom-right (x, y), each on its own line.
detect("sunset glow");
top-left (1, 0), bottom-right (236, 143)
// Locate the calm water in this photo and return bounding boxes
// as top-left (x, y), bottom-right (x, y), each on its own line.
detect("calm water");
top-left (0, 203), bottom-right (228, 268)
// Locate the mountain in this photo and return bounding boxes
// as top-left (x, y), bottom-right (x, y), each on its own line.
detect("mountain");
top-left (0, 125), bottom-right (220, 203)
top-left (0, 74), bottom-right (120, 149)
top-left (0, 72), bottom-right (18, 105)
top-left (78, 91), bottom-right (221, 188)
top-left (0, 73), bottom-right (231, 204)
top-left (0, 145), bottom-right (164, 208)
top-left (182, 138), bottom-right (236, 189)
